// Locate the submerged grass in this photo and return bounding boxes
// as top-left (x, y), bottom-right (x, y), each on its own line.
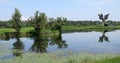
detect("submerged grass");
top-left (0, 43), bottom-right (11, 58)
top-left (0, 49), bottom-right (120, 63)
top-left (0, 45), bottom-right (120, 63)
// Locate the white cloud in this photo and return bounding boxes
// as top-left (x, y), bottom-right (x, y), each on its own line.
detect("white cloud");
top-left (0, 0), bottom-right (10, 3)
top-left (90, 0), bottom-right (118, 7)
top-left (20, 16), bottom-right (28, 21)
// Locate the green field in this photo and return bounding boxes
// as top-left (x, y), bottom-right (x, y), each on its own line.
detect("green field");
top-left (62, 25), bottom-right (120, 31)
top-left (0, 25), bottom-right (120, 34)
top-left (0, 27), bottom-right (59, 36)
top-left (0, 28), bottom-right (15, 34)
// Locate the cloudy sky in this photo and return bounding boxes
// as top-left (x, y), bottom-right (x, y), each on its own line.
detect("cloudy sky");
top-left (0, 0), bottom-right (120, 21)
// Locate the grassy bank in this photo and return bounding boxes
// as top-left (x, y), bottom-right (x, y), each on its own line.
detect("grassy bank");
top-left (0, 25), bottom-right (120, 33)
top-left (62, 25), bottom-right (120, 32)
top-left (0, 28), bottom-right (15, 34)
top-left (0, 27), bottom-right (59, 36)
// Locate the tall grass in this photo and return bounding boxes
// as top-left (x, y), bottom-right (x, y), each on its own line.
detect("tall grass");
top-left (0, 44), bottom-right (120, 63)
top-left (95, 56), bottom-right (120, 63)
top-left (0, 50), bottom-right (119, 63)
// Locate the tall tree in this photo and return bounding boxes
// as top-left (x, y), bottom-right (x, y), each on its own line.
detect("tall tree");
top-left (12, 8), bottom-right (22, 32)
top-left (49, 17), bottom-right (67, 34)
top-left (28, 11), bottom-right (48, 35)
top-left (99, 30), bottom-right (109, 42)
top-left (56, 17), bottom-right (67, 34)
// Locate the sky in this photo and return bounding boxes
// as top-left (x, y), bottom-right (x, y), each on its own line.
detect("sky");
top-left (0, 0), bottom-right (120, 21)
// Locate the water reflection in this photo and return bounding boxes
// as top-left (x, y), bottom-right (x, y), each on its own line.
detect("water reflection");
top-left (1, 30), bottom-right (120, 56)
top-left (29, 35), bottom-right (49, 53)
top-left (50, 34), bottom-right (68, 48)
top-left (0, 32), bottom-right (24, 57)
top-left (0, 32), bottom-right (68, 54)
top-left (99, 30), bottom-right (109, 43)
top-left (12, 32), bottom-right (24, 57)
top-left (29, 34), bottom-right (68, 53)
top-left (0, 32), bottom-right (15, 40)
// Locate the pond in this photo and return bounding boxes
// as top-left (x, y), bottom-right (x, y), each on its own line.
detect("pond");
top-left (0, 30), bottom-right (120, 57)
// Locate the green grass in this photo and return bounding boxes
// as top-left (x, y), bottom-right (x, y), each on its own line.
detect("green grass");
top-left (20, 27), bottom-right (33, 32)
top-left (62, 25), bottom-right (120, 31)
top-left (0, 27), bottom-right (59, 36)
top-left (0, 25), bottom-right (120, 34)
top-left (95, 56), bottom-right (120, 63)
top-left (0, 28), bottom-right (15, 34)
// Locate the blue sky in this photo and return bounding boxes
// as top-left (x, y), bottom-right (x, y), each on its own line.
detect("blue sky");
top-left (0, 0), bottom-right (120, 21)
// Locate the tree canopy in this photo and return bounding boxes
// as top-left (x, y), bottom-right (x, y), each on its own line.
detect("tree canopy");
top-left (12, 8), bottom-right (22, 32)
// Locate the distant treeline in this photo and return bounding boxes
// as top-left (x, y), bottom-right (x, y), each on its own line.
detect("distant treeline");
top-left (65, 20), bottom-right (120, 26)
top-left (0, 20), bottom-right (120, 28)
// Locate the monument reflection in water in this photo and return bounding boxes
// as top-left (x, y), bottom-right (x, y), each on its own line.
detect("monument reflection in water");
top-left (98, 30), bottom-right (109, 43)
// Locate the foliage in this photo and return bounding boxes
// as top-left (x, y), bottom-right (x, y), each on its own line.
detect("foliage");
top-left (49, 17), bottom-right (67, 34)
top-left (28, 11), bottom-right (48, 35)
top-left (11, 8), bottom-right (22, 32)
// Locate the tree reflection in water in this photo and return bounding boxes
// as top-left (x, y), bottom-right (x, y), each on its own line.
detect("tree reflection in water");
top-left (99, 30), bottom-right (109, 43)
top-left (29, 34), bottom-right (49, 53)
top-left (49, 34), bottom-right (68, 48)
top-left (29, 33), bottom-right (68, 53)
top-left (13, 32), bottom-right (24, 57)
top-left (0, 32), bottom-right (68, 54)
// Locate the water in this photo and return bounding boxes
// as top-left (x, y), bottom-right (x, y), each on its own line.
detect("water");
top-left (0, 30), bottom-right (120, 57)
top-left (62, 30), bottom-right (120, 53)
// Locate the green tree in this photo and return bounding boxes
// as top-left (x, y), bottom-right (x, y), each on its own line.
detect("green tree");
top-left (28, 11), bottom-right (48, 35)
top-left (49, 17), bottom-right (67, 34)
top-left (56, 17), bottom-right (67, 34)
top-left (49, 18), bottom-right (56, 30)
top-left (12, 8), bottom-right (22, 32)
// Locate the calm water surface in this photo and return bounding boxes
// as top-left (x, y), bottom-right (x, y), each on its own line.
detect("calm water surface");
top-left (0, 30), bottom-right (120, 54)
